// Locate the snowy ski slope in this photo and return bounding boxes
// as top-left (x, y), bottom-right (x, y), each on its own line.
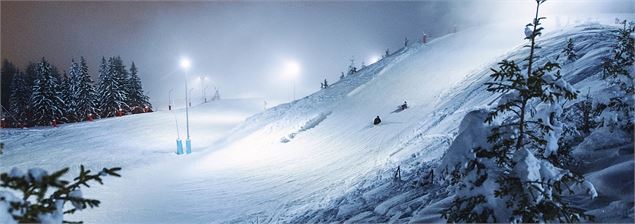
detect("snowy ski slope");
top-left (1, 17), bottom-right (632, 223)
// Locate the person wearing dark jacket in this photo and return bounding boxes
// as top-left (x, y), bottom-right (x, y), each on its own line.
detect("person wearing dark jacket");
top-left (373, 116), bottom-right (382, 125)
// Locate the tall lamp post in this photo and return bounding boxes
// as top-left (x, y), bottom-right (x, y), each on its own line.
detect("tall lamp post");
top-left (188, 88), bottom-right (194, 107)
top-left (180, 58), bottom-right (192, 155)
top-left (168, 88), bottom-right (174, 110)
top-left (203, 86), bottom-right (209, 103)
top-left (200, 76), bottom-right (208, 103)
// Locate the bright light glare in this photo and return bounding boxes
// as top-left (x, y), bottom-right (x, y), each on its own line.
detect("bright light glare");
top-left (282, 60), bottom-right (301, 79)
top-left (180, 58), bottom-right (191, 70)
top-left (368, 55), bottom-right (381, 64)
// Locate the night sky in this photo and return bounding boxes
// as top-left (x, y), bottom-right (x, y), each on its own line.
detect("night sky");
top-left (2, 1), bottom-right (633, 107)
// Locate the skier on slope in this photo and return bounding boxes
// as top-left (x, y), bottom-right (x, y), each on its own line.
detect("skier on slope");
top-left (373, 116), bottom-right (382, 125)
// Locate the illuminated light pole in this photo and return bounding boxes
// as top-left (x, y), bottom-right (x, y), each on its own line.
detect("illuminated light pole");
top-left (180, 57), bottom-right (192, 155)
top-left (168, 88), bottom-right (174, 110)
top-left (200, 76), bottom-right (208, 103)
top-left (203, 86), bottom-right (209, 103)
top-left (188, 88), bottom-right (194, 107)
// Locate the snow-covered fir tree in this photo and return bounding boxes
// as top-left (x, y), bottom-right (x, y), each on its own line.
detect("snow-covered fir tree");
top-left (8, 71), bottom-right (30, 125)
top-left (66, 59), bottom-right (81, 120)
top-left (112, 56), bottom-right (130, 107)
top-left (59, 71), bottom-right (73, 122)
top-left (572, 89), bottom-right (603, 135)
top-left (212, 88), bottom-right (221, 101)
top-left (97, 57), bottom-right (128, 117)
top-left (24, 62), bottom-right (38, 87)
top-left (562, 38), bottom-right (577, 62)
top-left (125, 62), bottom-right (151, 109)
top-left (600, 20), bottom-right (634, 133)
top-left (1, 60), bottom-right (17, 112)
top-left (440, 1), bottom-right (596, 222)
top-left (70, 57), bottom-right (99, 121)
top-left (29, 58), bottom-right (65, 126)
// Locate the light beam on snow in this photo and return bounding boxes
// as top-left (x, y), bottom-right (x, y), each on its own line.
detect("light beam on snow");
top-left (368, 54), bottom-right (381, 65)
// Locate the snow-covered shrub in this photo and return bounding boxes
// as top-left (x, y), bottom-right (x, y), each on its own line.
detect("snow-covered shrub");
top-left (440, 0), bottom-right (596, 222)
top-left (600, 20), bottom-right (634, 133)
top-left (0, 165), bottom-right (121, 223)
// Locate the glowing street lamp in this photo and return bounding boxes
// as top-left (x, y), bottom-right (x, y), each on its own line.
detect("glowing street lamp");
top-left (179, 57), bottom-right (192, 155)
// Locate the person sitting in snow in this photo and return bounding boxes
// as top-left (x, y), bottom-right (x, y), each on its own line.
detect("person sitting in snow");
top-left (392, 101), bottom-right (409, 113)
top-left (373, 116), bottom-right (382, 125)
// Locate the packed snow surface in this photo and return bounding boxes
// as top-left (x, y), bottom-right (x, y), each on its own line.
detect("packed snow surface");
top-left (1, 17), bottom-right (633, 223)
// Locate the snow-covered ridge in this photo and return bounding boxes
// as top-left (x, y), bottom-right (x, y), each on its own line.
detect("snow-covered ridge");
top-left (280, 24), bottom-right (632, 222)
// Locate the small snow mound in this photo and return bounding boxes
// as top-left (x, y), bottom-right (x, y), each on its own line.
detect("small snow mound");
top-left (437, 109), bottom-right (490, 175)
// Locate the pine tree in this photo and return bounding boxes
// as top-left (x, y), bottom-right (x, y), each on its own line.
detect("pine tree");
top-left (67, 59), bottom-right (81, 120)
top-left (29, 58), bottom-right (65, 126)
top-left (573, 89), bottom-right (603, 135)
top-left (441, 1), bottom-right (594, 222)
top-left (115, 57), bottom-right (130, 108)
top-left (97, 57), bottom-right (128, 117)
top-left (23, 62), bottom-right (38, 123)
top-left (125, 62), bottom-right (151, 110)
top-left (9, 71), bottom-right (30, 126)
top-left (212, 88), bottom-right (220, 101)
top-left (52, 66), bottom-right (68, 122)
top-left (60, 71), bottom-right (74, 122)
top-left (1, 59), bottom-right (17, 112)
top-left (24, 62), bottom-right (38, 88)
top-left (601, 20), bottom-right (634, 132)
top-left (69, 57), bottom-right (99, 121)
top-left (0, 165), bottom-right (121, 223)
top-left (562, 38), bottom-right (577, 61)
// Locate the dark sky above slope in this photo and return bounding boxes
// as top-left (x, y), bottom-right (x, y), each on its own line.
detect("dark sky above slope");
top-left (2, 1), bottom-right (633, 106)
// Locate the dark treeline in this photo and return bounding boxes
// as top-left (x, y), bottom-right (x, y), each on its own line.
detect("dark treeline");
top-left (1, 56), bottom-right (152, 127)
